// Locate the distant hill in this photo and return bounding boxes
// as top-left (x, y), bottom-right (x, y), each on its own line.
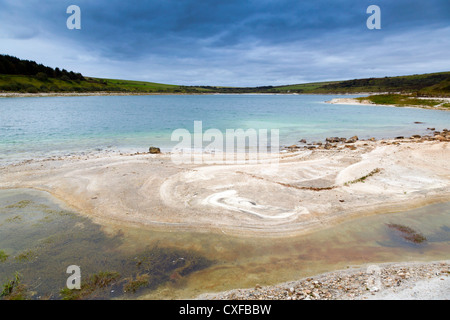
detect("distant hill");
top-left (0, 54), bottom-right (449, 96)
top-left (273, 72), bottom-right (450, 96)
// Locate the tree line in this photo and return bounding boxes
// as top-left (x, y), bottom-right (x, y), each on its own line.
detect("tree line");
top-left (0, 54), bottom-right (84, 81)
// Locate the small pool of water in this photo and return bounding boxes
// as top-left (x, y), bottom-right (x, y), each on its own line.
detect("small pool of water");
top-left (0, 188), bottom-right (449, 299)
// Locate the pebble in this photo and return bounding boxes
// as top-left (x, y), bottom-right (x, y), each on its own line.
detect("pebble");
top-left (205, 261), bottom-right (450, 300)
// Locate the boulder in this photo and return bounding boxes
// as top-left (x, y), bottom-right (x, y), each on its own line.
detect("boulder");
top-left (149, 147), bottom-right (161, 154)
top-left (346, 136), bottom-right (359, 143)
top-left (326, 137), bottom-right (340, 143)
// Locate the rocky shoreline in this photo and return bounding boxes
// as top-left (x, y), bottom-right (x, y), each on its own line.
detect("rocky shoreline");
top-left (282, 127), bottom-right (450, 152)
top-left (198, 260), bottom-right (450, 300)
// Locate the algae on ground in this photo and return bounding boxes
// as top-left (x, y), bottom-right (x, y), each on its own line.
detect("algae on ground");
top-left (0, 250), bottom-right (9, 262)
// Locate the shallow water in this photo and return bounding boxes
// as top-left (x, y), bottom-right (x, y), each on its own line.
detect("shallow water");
top-left (0, 189), bottom-right (449, 299)
top-left (1, 95), bottom-right (449, 164)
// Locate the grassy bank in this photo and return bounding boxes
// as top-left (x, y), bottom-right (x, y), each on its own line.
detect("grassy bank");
top-left (356, 94), bottom-right (450, 109)
top-left (0, 74), bottom-right (212, 94)
top-left (1, 71), bottom-right (449, 96)
top-left (273, 72), bottom-right (450, 96)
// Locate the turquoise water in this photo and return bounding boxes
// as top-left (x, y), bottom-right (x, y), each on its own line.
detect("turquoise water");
top-left (1, 94), bottom-right (449, 163)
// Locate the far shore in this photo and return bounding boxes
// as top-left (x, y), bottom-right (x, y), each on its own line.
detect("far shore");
top-left (198, 260), bottom-right (450, 300)
top-left (0, 91), bottom-right (388, 98)
top-left (326, 97), bottom-right (450, 111)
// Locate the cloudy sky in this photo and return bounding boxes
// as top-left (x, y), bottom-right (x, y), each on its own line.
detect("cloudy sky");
top-left (0, 0), bottom-right (449, 86)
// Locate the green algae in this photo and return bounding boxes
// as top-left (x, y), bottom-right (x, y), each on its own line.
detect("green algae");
top-left (0, 189), bottom-right (214, 300)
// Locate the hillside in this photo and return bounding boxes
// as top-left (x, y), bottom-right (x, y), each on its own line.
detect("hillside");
top-left (273, 72), bottom-right (450, 96)
top-left (0, 54), bottom-right (449, 96)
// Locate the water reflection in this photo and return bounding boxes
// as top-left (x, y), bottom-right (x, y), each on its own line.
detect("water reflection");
top-left (0, 188), bottom-right (449, 300)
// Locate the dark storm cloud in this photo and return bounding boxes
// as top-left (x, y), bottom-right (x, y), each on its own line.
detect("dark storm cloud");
top-left (0, 0), bottom-right (449, 85)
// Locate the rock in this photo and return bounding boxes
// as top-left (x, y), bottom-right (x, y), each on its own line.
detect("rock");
top-left (411, 135), bottom-right (421, 139)
top-left (326, 137), bottom-right (341, 143)
top-left (299, 139), bottom-right (307, 144)
top-left (149, 147), bottom-right (161, 154)
top-left (434, 135), bottom-right (445, 141)
top-left (324, 143), bottom-right (333, 150)
top-left (369, 137), bottom-right (376, 141)
top-left (395, 136), bottom-right (404, 139)
top-left (427, 128), bottom-right (435, 131)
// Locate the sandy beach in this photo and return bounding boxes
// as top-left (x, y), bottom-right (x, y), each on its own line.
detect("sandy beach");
top-left (0, 133), bottom-right (449, 238)
top-left (1, 130), bottom-right (449, 300)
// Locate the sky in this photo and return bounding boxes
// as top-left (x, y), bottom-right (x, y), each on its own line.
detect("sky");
top-left (0, 0), bottom-right (449, 86)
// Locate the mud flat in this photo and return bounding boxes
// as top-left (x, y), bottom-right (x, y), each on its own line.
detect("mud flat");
top-left (0, 134), bottom-right (449, 238)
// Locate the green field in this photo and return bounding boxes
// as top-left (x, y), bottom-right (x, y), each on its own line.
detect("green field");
top-left (0, 74), bottom-right (194, 93)
top-left (1, 71), bottom-right (449, 96)
top-left (272, 72), bottom-right (450, 96)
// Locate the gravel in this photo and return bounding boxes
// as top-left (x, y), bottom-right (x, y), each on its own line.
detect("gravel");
top-left (198, 260), bottom-right (450, 300)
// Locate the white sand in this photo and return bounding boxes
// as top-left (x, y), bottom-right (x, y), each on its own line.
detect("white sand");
top-left (0, 139), bottom-right (449, 237)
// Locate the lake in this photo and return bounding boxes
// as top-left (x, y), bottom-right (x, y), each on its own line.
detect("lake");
top-left (1, 94), bottom-right (449, 164)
